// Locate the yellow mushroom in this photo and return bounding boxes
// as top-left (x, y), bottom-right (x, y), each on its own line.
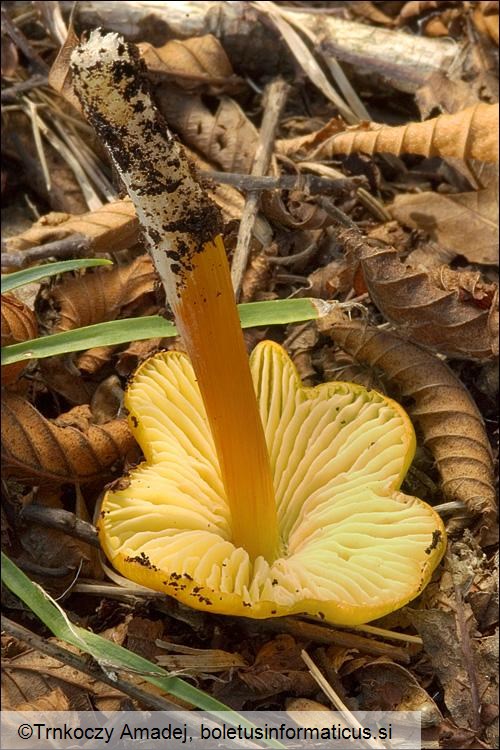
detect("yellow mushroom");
top-left (72, 31), bottom-right (446, 626)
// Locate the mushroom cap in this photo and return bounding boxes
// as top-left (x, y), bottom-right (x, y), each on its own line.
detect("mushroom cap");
top-left (99, 341), bottom-right (445, 625)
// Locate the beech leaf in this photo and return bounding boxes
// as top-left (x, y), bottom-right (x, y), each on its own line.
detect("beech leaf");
top-left (1, 294), bottom-right (38, 385)
top-left (337, 228), bottom-right (499, 360)
top-left (1, 394), bottom-right (136, 484)
top-left (138, 35), bottom-right (241, 94)
top-left (44, 256), bottom-right (157, 334)
top-left (320, 309), bottom-right (496, 541)
top-left (278, 103), bottom-right (499, 163)
top-left (156, 89), bottom-right (259, 174)
top-left (4, 199), bottom-right (140, 257)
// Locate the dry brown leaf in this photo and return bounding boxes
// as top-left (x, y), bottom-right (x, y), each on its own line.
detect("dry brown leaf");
top-left (319, 309), bottom-right (496, 538)
top-left (420, 7), bottom-right (463, 37)
top-left (4, 182), bottom-right (250, 264)
top-left (354, 660), bottom-right (443, 725)
top-left (241, 250), bottom-right (273, 303)
top-left (123, 617), bottom-right (164, 662)
top-left (43, 255), bottom-right (157, 334)
top-left (15, 688), bottom-right (71, 712)
top-left (297, 104), bottom-right (499, 164)
top-left (1, 394), bottom-right (135, 484)
top-left (15, 487), bottom-right (102, 592)
top-left (138, 35), bottom-right (241, 94)
top-left (2, 645), bottom-right (127, 711)
top-left (390, 182), bottom-right (499, 266)
top-left (115, 338), bottom-right (164, 377)
top-left (260, 191), bottom-right (333, 230)
top-left (307, 258), bottom-right (357, 299)
top-left (240, 635), bottom-right (316, 697)
top-left (155, 87), bottom-right (259, 174)
top-left (47, 20), bottom-right (81, 110)
top-left (1, 294), bottom-right (38, 385)
top-left (76, 346), bottom-right (117, 376)
top-left (276, 117), bottom-right (345, 158)
top-left (39, 357), bottom-right (94, 405)
top-left (337, 228), bottom-right (499, 359)
top-left (156, 641), bottom-right (247, 674)
top-left (410, 608), bottom-right (498, 738)
top-left (397, 1), bottom-right (440, 23)
top-left (415, 72), bottom-right (480, 120)
top-left (4, 198), bottom-right (140, 258)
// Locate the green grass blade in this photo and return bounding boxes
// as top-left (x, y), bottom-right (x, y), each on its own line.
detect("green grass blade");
top-left (1, 317), bottom-right (177, 365)
top-left (1, 258), bottom-right (113, 293)
top-left (1, 553), bottom-right (285, 747)
top-left (1, 299), bottom-right (321, 366)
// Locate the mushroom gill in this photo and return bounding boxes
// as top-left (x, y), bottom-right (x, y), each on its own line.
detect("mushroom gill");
top-left (99, 341), bottom-right (445, 625)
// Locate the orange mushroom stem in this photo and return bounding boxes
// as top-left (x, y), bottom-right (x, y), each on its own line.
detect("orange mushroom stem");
top-left (71, 31), bottom-right (279, 562)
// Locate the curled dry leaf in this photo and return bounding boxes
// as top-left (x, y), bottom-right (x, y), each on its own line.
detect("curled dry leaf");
top-left (276, 117), bottom-right (344, 158)
top-left (76, 346), bottom-right (117, 376)
top-left (306, 258), bottom-right (356, 299)
top-left (138, 34), bottom-right (242, 94)
top-left (282, 104), bottom-right (498, 164)
top-left (47, 19), bottom-right (81, 111)
top-left (336, 228), bottom-right (499, 360)
top-left (115, 338), bottom-right (165, 377)
top-left (390, 180), bottom-right (499, 266)
top-left (319, 309), bottom-right (496, 538)
top-left (155, 87), bottom-right (259, 174)
top-left (4, 198), bottom-right (140, 257)
top-left (43, 255), bottom-right (157, 334)
top-left (240, 250), bottom-right (272, 303)
top-left (1, 393), bottom-right (135, 484)
top-left (260, 190), bottom-right (333, 230)
top-left (1, 294), bottom-right (38, 385)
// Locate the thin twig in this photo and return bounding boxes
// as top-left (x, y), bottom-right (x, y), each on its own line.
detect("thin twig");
top-left (26, 99), bottom-right (51, 192)
top-left (231, 78), bottom-right (290, 299)
top-left (356, 187), bottom-right (392, 222)
top-left (204, 170), bottom-right (357, 194)
top-left (352, 623), bottom-right (423, 645)
top-left (301, 649), bottom-right (386, 750)
top-left (1, 75), bottom-right (49, 102)
top-left (240, 615), bottom-right (410, 662)
top-left (20, 505), bottom-right (100, 548)
top-left (1, 233), bottom-right (92, 268)
top-left (1, 615), bottom-right (184, 711)
top-left (315, 196), bottom-right (360, 230)
top-left (268, 240), bottom-right (318, 266)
